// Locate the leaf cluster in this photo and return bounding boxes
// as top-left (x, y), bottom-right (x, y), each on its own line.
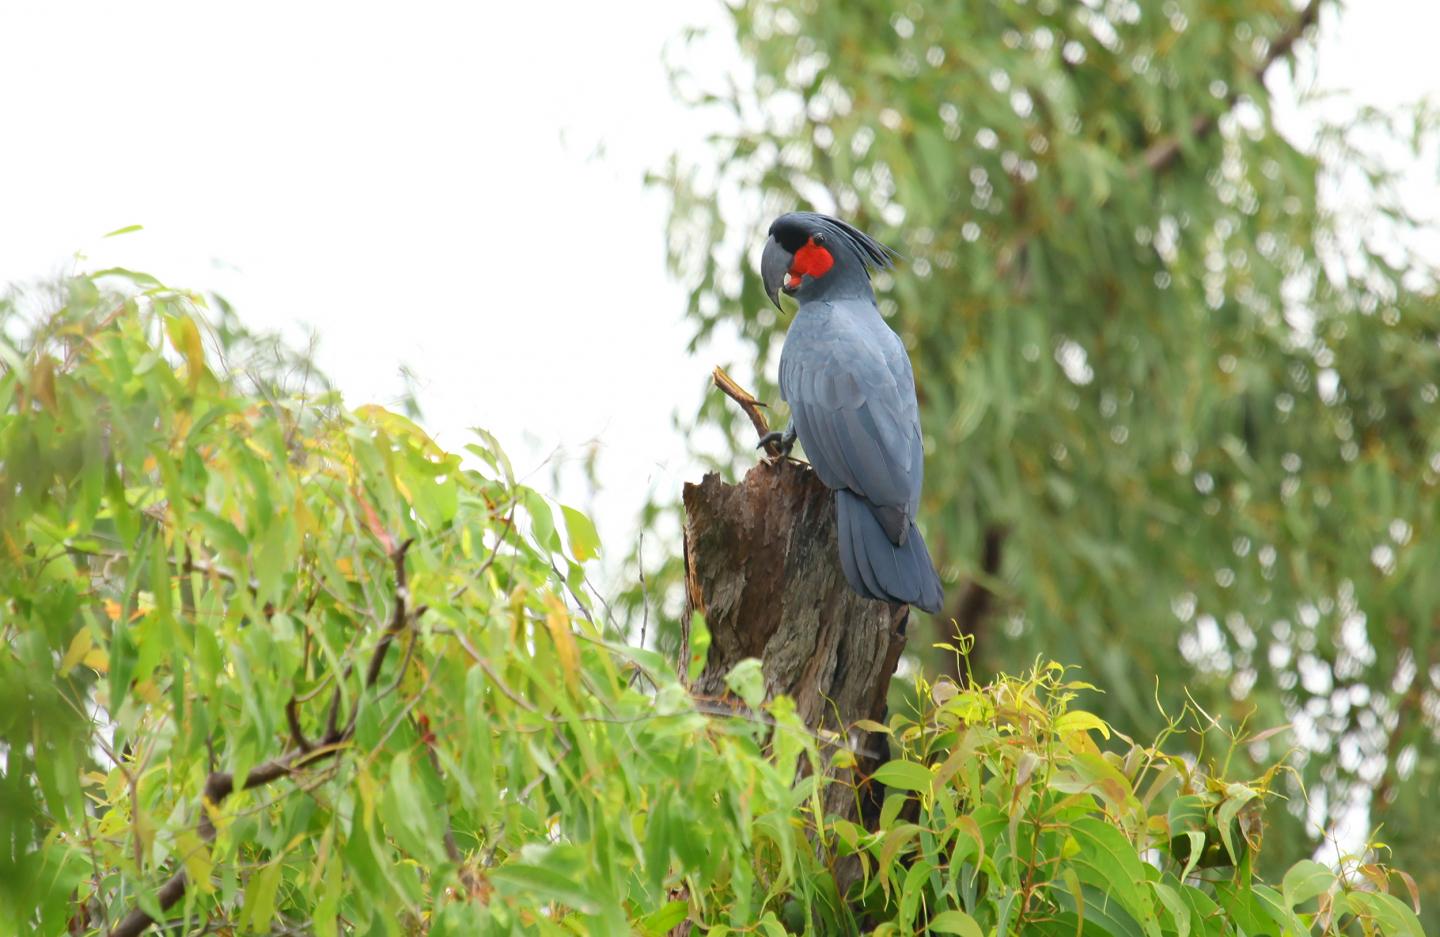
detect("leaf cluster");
top-left (831, 659), bottom-right (1423, 936)
top-left (1, 272), bottom-right (1426, 935)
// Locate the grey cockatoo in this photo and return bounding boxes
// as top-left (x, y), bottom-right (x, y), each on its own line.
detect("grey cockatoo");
top-left (758, 211), bottom-right (944, 613)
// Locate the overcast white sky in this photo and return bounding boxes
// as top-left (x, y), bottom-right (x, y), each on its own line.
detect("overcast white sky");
top-left (1, 1), bottom-right (1437, 587)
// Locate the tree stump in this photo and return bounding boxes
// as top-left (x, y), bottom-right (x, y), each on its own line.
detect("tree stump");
top-left (680, 457), bottom-right (909, 824)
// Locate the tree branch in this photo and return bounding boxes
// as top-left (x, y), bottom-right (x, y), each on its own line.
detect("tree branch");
top-left (1140, 0), bottom-right (1322, 173)
top-left (284, 697), bottom-right (312, 755)
top-left (935, 525), bottom-right (1007, 681)
top-left (947, 2), bottom-right (1323, 674)
top-left (953, 525), bottom-right (1007, 641)
top-left (108, 540), bottom-right (421, 937)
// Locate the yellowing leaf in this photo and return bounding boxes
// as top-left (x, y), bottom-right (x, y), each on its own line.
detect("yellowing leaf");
top-left (1056, 710), bottom-right (1112, 739)
top-left (877, 822), bottom-right (922, 893)
top-left (175, 830), bottom-right (215, 894)
top-left (292, 492), bottom-right (318, 536)
top-left (165, 314), bottom-right (207, 392)
top-left (82, 647), bottom-right (110, 673)
top-left (60, 628), bottom-right (94, 675)
top-left (687, 611), bottom-right (711, 684)
top-left (103, 599), bottom-right (123, 622)
top-left (560, 505), bottom-right (600, 562)
top-left (354, 770), bottom-right (378, 824)
top-left (542, 594), bottom-right (580, 684)
top-left (30, 354), bottom-right (57, 413)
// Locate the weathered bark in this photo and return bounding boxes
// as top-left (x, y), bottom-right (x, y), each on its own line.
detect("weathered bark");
top-left (680, 457), bottom-right (909, 825)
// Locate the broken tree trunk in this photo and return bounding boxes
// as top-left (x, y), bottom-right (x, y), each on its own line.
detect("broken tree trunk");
top-left (679, 371), bottom-right (910, 829)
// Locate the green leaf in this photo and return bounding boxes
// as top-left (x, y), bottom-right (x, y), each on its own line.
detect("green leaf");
top-left (1346, 892), bottom-right (1425, 937)
top-left (1068, 818), bottom-right (1162, 937)
top-left (1215, 785), bottom-right (1259, 865)
top-left (640, 899), bottom-right (689, 935)
top-left (241, 861), bottom-right (283, 934)
top-left (520, 487), bottom-right (559, 551)
top-left (193, 509), bottom-right (249, 559)
top-left (928, 909), bottom-right (984, 936)
top-left (872, 759), bottom-right (934, 794)
top-left (1212, 881), bottom-right (1276, 937)
top-left (90, 266), bottom-right (164, 288)
top-left (1250, 883), bottom-right (1308, 936)
top-left (1281, 858), bottom-right (1335, 909)
top-left (687, 611), bottom-right (710, 683)
top-left (899, 859), bottom-right (937, 925)
top-left (724, 657), bottom-right (766, 709)
top-left (490, 862), bottom-right (601, 914)
top-left (560, 504), bottom-right (601, 562)
top-left (1151, 880), bottom-right (1191, 937)
top-left (1052, 882), bottom-right (1149, 937)
top-left (379, 753), bottom-right (447, 865)
top-left (314, 850), bottom-right (341, 937)
top-left (878, 823), bottom-right (922, 886)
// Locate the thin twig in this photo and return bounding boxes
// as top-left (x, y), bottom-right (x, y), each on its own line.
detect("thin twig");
top-left (375, 630), bottom-right (420, 702)
top-left (449, 508), bottom-right (515, 603)
top-left (441, 628), bottom-right (541, 713)
top-left (293, 672), bottom-right (335, 704)
top-left (182, 553), bottom-right (260, 593)
top-left (637, 530), bottom-right (650, 650)
top-left (712, 366), bottom-right (777, 455)
top-left (550, 558), bottom-right (596, 625)
top-left (582, 570), bottom-right (618, 630)
top-left (629, 530), bottom-right (654, 690)
top-left (81, 790), bottom-right (109, 933)
top-left (415, 727), bottom-right (466, 865)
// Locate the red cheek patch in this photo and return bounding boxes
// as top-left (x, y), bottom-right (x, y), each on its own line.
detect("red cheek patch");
top-left (789, 238), bottom-right (834, 287)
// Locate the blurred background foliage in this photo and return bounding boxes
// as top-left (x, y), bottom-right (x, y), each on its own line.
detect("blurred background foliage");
top-left (651, 0), bottom-right (1440, 922)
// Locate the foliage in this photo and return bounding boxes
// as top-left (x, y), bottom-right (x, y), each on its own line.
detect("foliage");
top-left (0, 274), bottom-right (820, 935)
top-left (1, 273), bottom-right (1426, 934)
top-left (657, 0), bottom-right (1440, 917)
top-left (841, 660), bottom-right (1424, 936)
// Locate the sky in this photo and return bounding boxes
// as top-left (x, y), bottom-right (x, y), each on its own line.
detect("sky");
top-left (1, 1), bottom-right (1437, 593)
